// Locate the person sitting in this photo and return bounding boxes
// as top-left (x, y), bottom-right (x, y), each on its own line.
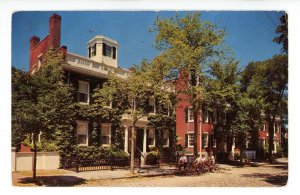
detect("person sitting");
top-left (178, 153), bottom-right (188, 171)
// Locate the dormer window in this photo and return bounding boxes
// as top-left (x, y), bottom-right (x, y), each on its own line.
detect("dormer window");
top-left (103, 43), bottom-right (116, 59)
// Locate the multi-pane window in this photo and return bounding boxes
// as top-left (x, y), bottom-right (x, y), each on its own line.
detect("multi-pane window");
top-left (202, 133), bottom-right (209, 148)
top-left (162, 130), bottom-right (169, 146)
top-left (148, 128), bottom-right (155, 146)
top-left (162, 104), bottom-right (169, 116)
top-left (101, 124), bottom-right (111, 145)
top-left (149, 97), bottom-right (155, 113)
top-left (188, 133), bottom-right (194, 147)
top-left (188, 108), bottom-right (194, 122)
top-left (78, 81), bottom-right (89, 104)
top-left (202, 107), bottom-right (208, 123)
top-left (103, 43), bottom-right (117, 59)
top-left (77, 121), bottom-right (88, 145)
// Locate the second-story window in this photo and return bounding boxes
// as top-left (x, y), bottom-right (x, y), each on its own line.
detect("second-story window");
top-left (188, 108), bottom-right (194, 122)
top-left (149, 97), bottom-right (155, 113)
top-left (78, 80), bottom-right (89, 104)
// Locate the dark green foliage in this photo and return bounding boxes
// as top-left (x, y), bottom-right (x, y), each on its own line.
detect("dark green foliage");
top-left (75, 146), bottom-right (128, 160)
top-left (148, 114), bottom-right (176, 151)
top-left (273, 13), bottom-right (288, 54)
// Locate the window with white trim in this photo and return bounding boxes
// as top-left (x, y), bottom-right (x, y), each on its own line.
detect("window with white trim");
top-left (101, 124), bottom-right (111, 146)
top-left (188, 108), bottom-right (194, 122)
top-left (149, 97), bottom-right (155, 113)
top-left (202, 133), bottom-right (209, 148)
top-left (162, 130), bottom-right (169, 147)
top-left (148, 128), bottom-right (155, 146)
top-left (77, 121), bottom-right (88, 145)
top-left (78, 81), bottom-right (89, 104)
top-left (202, 107), bottom-right (208, 123)
top-left (188, 133), bottom-right (194, 147)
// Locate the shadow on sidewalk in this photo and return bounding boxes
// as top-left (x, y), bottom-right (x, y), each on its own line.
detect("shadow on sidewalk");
top-left (241, 173), bottom-right (288, 186)
top-left (15, 175), bottom-right (86, 186)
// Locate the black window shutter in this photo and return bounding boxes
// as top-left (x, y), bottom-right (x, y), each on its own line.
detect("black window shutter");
top-left (185, 134), bottom-right (188, 147)
top-left (94, 44), bottom-right (97, 55)
top-left (185, 108), bottom-right (188, 123)
top-left (88, 46), bottom-right (91, 58)
top-left (112, 47), bottom-right (116, 59)
top-left (103, 43), bottom-right (106, 56)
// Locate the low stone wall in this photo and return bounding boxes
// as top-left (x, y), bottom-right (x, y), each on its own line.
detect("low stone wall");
top-left (12, 148), bottom-right (60, 171)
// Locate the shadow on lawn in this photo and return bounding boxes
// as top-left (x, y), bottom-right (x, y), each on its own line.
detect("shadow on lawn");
top-left (17, 175), bottom-right (86, 186)
top-left (241, 173), bottom-right (288, 186)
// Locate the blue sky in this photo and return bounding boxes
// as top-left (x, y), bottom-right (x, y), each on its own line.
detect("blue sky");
top-left (12, 11), bottom-right (284, 71)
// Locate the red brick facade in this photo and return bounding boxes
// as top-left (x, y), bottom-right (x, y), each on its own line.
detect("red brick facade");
top-left (29, 14), bottom-right (66, 73)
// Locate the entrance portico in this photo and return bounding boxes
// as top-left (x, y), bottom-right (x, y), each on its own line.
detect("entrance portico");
top-left (122, 116), bottom-right (151, 165)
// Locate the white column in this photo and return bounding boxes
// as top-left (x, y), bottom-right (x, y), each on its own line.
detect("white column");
top-left (124, 126), bottom-right (128, 153)
top-left (143, 127), bottom-right (147, 153)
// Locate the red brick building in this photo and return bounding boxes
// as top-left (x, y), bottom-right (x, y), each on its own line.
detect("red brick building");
top-left (28, 13), bottom-right (281, 160)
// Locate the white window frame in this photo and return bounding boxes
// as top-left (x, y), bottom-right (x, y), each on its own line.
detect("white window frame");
top-left (188, 133), bottom-right (194, 148)
top-left (149, 97), bottom-right (156, 114)
top-left (188, 108), bottom-right (194, 122)
top-left (202, 133), bottom-right (209, 148)
top-left (148, 128), bottom-right (156, 147)
top-left (202, 107), bottom-right (209, 123)
top-left (162, 130), bottom-right (169, 147)
top-left (78, 80), bottom-right (90, 105)
top-left (77, 120), bottom-right (89, 146)
top-left (101, 123), bottom-right (111, 147)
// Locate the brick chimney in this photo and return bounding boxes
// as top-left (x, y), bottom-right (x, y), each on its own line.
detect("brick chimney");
top-left (49, 14), bottom-right (61, 49)
top-left (30, 36), bottom-right (40, 49)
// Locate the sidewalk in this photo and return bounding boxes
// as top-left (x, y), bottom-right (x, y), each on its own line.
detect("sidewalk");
top-left (67, 165), bottom-right (177, 180)
top-left (12, 165), bottom-right (178, 186)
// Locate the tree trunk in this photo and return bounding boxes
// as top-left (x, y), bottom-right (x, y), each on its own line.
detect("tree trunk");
top-left (268, 115), bottom-right (275, 163)
top-left (130, 125), bottom-right (136, 173)
top-left (32, 133), bottom-right (37, 182)
top-left (194, 105), bottom-right (199, 157)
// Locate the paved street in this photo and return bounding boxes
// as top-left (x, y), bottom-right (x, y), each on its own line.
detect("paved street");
top-left (81, 161), bottom-right (288, 187)
top-left (13, 158), bottom-right (287, 187)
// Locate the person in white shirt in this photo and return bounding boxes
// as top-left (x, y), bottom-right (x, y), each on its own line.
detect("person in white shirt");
top-left (178, 153), bottom-right (188, 171)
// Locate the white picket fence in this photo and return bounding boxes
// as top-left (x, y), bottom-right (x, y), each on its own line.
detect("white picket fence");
top-left (11, 147), bottom-right (60, 171)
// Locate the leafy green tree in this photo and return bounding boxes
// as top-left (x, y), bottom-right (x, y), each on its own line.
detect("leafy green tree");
top-left (260, 55), bottom-right (288, 162)
top-left (273, 13), bottom-right (288, 54)
top-left (93, 59), bottom-right (171, 173)
top-left (240, 55), bottom-right (288, 162)
top-left (11, 50), bottom-right (76, 181)
top-left (206, 57), bottom-right (240, 158)
top-left (153, 13), bottom-right (226, 156)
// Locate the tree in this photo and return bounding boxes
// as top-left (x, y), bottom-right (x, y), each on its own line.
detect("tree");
top-left (273, 13), bottom-right (288, 54)
top-left (240, 55), bottom-right (288, 162)
top-left (206, 57), bottom-right (240, 159)
top-left (260, 55), bottom-right (288, 162)
top-left (93, 60), bottom-right (171, 173)
top-left (12, 50), bottom-right (75, 181)
top-left (153, 13), bottom-right (226, 156)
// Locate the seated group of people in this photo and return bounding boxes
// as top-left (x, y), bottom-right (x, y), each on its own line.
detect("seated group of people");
top-left (177, 153), bottom-right (215, 172)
